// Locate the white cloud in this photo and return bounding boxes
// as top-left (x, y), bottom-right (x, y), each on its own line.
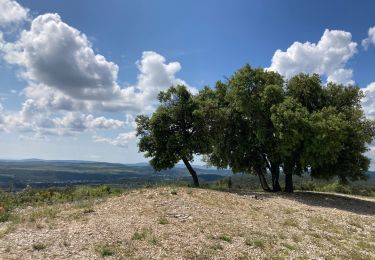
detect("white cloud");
top-left (0, 100), bottom-right (126, 137)
top-left (362, 82), bottom-right (375, 119)
top-left (52, 112), bottom-right (125, 132)
top-left (0, 14), bottom-right (195, 114)
top-left (136, 51), bottom-right (196, 101)
top-left (268, 29), bottom-right (357, 85)
top-left (0, 0), bottom-right (28, 26)
top-left (93, 131), bottom-right (136, 147)
top-left (362, 26), bottom-right (375, 50)
top-left (2, 13), bottom-right (120, 101)
top-left (326, 68), bottom-right (354, 86)
top-left (0, 3), bottom-right (195, 145)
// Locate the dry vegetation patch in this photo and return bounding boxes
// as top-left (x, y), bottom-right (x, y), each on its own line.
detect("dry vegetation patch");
top-left (0, 187), bottom-right (374, 259)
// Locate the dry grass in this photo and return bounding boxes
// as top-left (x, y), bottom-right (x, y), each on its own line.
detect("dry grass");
top-left (0, 187), bottom-right (374, 259)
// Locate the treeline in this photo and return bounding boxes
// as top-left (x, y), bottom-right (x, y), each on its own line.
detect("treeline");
top-left (136, 65), bottom-right (375, 193)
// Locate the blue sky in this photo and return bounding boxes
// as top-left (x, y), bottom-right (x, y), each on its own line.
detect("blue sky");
top-left (1, 0), bottom-right (375, 166)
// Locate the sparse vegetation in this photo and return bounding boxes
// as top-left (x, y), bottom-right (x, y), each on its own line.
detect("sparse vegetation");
top-left (131, 228), bottom-right (150, 241)
top-left (95, 243), bottom-right (115, 257)
top-left (245, 238), bottom-right (265, 248)
top-left (32, 243), bottom-right (47, 251)
top-left (0, 186), bottom-right (374, 259)
top-left (158, 216), bottom-right (168, 225)
top-left (218, 234), bottom-right (232, 243)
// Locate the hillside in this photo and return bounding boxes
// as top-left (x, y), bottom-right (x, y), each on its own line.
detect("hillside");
top-left (0, 160), bottom-right (232, 190)
top-left (0, 187), bottom-right (374, 259)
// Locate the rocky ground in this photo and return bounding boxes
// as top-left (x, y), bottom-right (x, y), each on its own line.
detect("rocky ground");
top-left (0, 187), bottom-right (374, 259)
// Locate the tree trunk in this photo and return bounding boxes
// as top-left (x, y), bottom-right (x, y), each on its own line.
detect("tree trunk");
top-left (182, 157), bottom-right (200, 187)
top-left (284, 163), bottom-right (294, 193)
top-left (271, 162), bottom-right (282, 192)
top-left (255, 166), bottom-right (271, 192)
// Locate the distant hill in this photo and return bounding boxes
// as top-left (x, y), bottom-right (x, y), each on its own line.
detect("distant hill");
top-left (0, 159), bottom-right (232, 190)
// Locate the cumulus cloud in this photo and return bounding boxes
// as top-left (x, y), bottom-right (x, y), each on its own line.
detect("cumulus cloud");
top-left (93, 131), bottom-right (136, 147)
top-left (136, 51), bottom-right (196, 101)
top-left (0, 100), bottom-right (126, 137)
top-left (2, 13), bottom-right (120, 101)
top-left (362, 26), bottom-right (375, 50)
top-left (52, 112), bottom-right (125, 132)
top-left (0, 15), bottom-right (194, 113)
top-left (0, 0), bottom-right (28, 26)
top-left (0, 2), bottom-right (195, 146)
top-left (361, 82), bottom-right (375, 119)
top-left (268, 29), bottom-right (357, 85)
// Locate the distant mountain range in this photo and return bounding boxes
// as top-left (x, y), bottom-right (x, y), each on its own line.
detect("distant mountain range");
top-left (0, 159), bottom-right (373, 191)
top-left (0, 159), bottom-right (232, 190)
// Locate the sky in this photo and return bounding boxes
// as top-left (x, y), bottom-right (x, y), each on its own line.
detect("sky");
top-left (1, 0), bottom-right (375, 167)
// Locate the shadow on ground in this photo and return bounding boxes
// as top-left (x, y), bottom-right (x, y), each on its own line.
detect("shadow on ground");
top-left (288, 191), bottom-right (375, 216)
top-left (217, 188), bottom-right (375, 216)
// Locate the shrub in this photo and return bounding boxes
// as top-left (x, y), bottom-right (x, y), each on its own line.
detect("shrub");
top-left (218, 234), bottom-right (232, 243)
top-left (95, 244), bottom-right (115, 256)
top-left (32, 243), bottom-right (46, 251)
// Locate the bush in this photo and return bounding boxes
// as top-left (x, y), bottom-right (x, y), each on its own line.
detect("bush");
top-left (0, 185), bottom-right (122, 219)
top-left (32, 243), bottom-right (46, 251)
top-left (95, 244), bottom-right (115, 257)
top-left (299, 180), bottom-right (375, 197)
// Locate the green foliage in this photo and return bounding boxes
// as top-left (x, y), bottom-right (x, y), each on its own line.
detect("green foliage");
top-left (218, 234), bottom-right (232, 243)
top-left (131, 228), bottom-right (150, 240)
top-left (95, 244), bottom-right (115, 257)
top-left (136, 64), bottom-right (375, 192)
top-left (136, 85), bottom-right (212, 186)
top-left (0, 185), bottom-right (117, 221)
top-left (300, 181), bottom-right (375, 197)
top-left (245, 239), bottom-right (265, 248)
top-left (136, 85), bottom-right (210, 170)
top-left (202, 65), bottom-right (284, 192)
top-left (158, 217), bottom-right (169, 225)
top-left (32, 243), bottom-right (46, 251)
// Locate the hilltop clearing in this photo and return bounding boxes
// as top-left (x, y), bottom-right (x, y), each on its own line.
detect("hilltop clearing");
top-left (0, 187), bottom-right (374, 259)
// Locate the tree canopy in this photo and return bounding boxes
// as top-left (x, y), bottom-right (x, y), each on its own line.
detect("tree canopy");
top-left (136, 85), bottom-right (210, 186)
top-left (136, 65), bottom-right (375, 192)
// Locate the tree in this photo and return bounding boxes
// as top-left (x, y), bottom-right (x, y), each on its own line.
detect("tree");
top-left (272, 74), bottom-right (375, 192)
top-left (308, 83), bottom-right (375, 184)
top-left (136, 85), bottom-right (210, 187)
top-left (201, 65), bottom-right (284, 191)
top-left (271, 97), bottom-right (309, 192)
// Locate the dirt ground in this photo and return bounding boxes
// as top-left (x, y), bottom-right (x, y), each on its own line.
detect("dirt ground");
top-left (0, 187), bottom-right (374, 259)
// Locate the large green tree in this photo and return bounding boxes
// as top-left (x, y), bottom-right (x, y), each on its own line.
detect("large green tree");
top-left (136, 85), bottom-right (210, 187)
top-left (201, 65), bottom-right (285, 191)
top-left (272, 74), bottom-right (375, 192)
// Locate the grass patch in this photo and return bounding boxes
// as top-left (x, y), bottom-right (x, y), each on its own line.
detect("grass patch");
top-left (271, 256), bottom-right (285, 260)
top-left (95, 243), bottom-right (115, 257)
top-left (218, 234), bottom-right (232, 243)
top-left (211, 243), bottom-right (223, 250)
top-left (132, 228), bottom-right (150, 241)
top-left (245, 238), bottom-right (265, 248)
top-left (83, 207), bottom-right (95, 214)
top-left (283, 243), bottom-right (297, 251)
top-left (299, 181), bottom-right (375, 198)
top-left (28, 207), bottom-right (60, 222)
top-left (282, 218), bottom-right (299, 228)
top-left (32, 243), bottom-right (46, 251)
top-left (357, 241), bottom-right (375, 250)
top-left (158, 217), bottom-right (169, 225)
top-left (149, 235), bottom-right (158, 245)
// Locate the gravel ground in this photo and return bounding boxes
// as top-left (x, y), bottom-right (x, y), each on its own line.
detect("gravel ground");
top-left (0, 187), bottom-right (374, 259)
